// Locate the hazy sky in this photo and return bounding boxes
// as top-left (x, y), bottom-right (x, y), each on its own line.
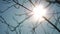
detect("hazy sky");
top-left (0, 0), bottom-right (60, 34)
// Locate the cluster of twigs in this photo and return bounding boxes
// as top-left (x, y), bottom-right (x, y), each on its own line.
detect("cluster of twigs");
top-left (0, 0), bottom-right (60, 34)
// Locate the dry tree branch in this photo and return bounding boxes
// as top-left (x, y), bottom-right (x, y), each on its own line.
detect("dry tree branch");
top-left (45, 0), bottom-right (55, 8)
top-left (15, 13), bottom-right (29, 16)
top-left (2, 0), bottom-right (12, 4)
top-left (13, 0), bottom-right (60, 32)
top-left (45, 0), bottom-right (60, 8)
top-left (18, 25), bottom-right (23, 34)
top-left (55, 0), bottom-right (60, 4)
top-left (0, 16), bottom-right (9, 25)
top-left (28, 19), bottom-right (41, 34)
top-left (43, 16), bottom-right (60, 32)
top-left (28, 0), bottom-right (35, 7)
top-left (10, 14), bottom-right (33, 31)
top-left (0, 4), bottom-right (16, 13)
top-left (13, 0), bottom-right (32, 12)
top-left (13, 0), bottom-right (20, 9)
top-left (0, 16), bottom-right (15, 31)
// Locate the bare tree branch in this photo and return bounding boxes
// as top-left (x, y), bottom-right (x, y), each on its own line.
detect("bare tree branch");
top-left (13, 0), bottom-right (32, 12)
top-left (0, 4), bottom-right (16, 13)
top-left (43, 16), bottom-right (60, 32)
top-left (10, 14), bottom-right (33, 31)
top-left (2, 0), bottom-right (12, 4)
top-left (28, 0), bottom-right (35, 7)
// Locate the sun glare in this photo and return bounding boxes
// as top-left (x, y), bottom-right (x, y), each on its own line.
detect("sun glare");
top-left (32, 5), bottom-right (47, 21)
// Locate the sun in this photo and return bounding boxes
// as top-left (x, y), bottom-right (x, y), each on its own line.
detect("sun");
top-left (32, 5), bottom-right (47, 21)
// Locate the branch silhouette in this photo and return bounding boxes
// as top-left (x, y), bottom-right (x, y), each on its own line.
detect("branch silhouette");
top-left (43, 16), bottom-right (60, 32)
top-left (13, 0), bottom-right (32, 12)
top-left (0, 4), bottom-right (16, 13)
top-left (2, 0), bottom-right (12, 4)
top-left (0, 16), bottom-right (15, 31)
top-left (29, 0), bottom-right (35, 7)
top-left (13, 0), bottom-right (60, 32)
top-left (45, 0), bottom-right (60, 8)
top-left (0, 0), bottom-right (60, 34)
top-left (11, 14), bottom-right (33, 31)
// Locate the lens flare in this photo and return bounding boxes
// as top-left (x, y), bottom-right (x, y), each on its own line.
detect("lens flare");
top-left (32, 5), bottom-right (47, 22)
